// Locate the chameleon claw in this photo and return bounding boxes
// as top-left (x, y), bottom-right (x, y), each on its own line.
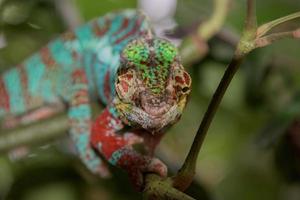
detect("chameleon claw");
top-left (146, 157), bottom-right (168, 178)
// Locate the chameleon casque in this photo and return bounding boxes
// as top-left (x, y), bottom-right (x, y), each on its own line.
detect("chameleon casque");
top-left (0, 10), bottom-right (191, 189)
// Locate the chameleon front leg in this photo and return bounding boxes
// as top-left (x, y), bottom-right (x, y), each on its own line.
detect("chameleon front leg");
top-left (68, 69), bottom-right (110, 177)
top-left (91, 108), bottom-right (167, 190)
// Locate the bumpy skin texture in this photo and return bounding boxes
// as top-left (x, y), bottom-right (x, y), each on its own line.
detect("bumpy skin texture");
top-left (0, 10), bottom-right (191, 190)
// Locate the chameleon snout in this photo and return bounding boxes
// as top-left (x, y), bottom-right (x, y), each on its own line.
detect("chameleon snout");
top-left (140, 92), bottom-right (174, 116)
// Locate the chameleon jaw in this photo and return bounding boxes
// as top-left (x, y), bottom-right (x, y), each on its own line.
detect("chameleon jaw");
top-left (113, 96), bottom-right (188, 132)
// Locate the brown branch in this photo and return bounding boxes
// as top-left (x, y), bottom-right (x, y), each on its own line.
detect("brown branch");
top-left (0, 114), bottom-right (68, 152)
top-left (172, 0), bottom-right (257, 191)
top-left (257, 11), bottom-right (300, 38)
top-left (255, 28), bottom-right (300, 48)
top-left (143, 174), bottom-right (195, 200)
top-left (172, 53), bottom-right (245, 191)
top-left (245, 0), bottom-right (257, 32)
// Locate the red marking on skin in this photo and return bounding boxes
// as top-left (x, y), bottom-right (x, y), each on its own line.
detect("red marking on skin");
top-left (91, 108), bottom-right (167, 190)
top-left (92, 19), bottom-right (110, 37)
top-left (103, 71), bottom-right (111, 102)
top-left (72, 70), bottom-right (88, 84)
top-left (91, 109), bottom-right (127, 158)
top-left (21, 106), bottom-right (63, 124)
top-left (0, 77), bottom-right (10, 111)
top-left (140, 61), bottom-right (147, 65)
top-left (72, 90), bottom-right (89, 106)
top-left (72, 100), bottom-right (89, 107)
top-left (18, 64), bottom-right (29, 107)
top-left (114, 18), bottom-right (141, 44)
top-left (183, 72), bottom-right (191, 85)
top-left (113, 18), bottom-right (129, 36)
top-left (175, 76), bottom-right (184, 84)
top-left (126, 73), bottom-right (133, 80)
top-left (74, 89), bottom-right (89, 101)
top-left (40, 47), bottom-right (56, 67)
top-left (121, 80), bottom-right (129, 93)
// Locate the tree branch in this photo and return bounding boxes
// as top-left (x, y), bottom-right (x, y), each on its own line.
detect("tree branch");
top-left (143, 174), bottom-right (195, 200)
top-left (257, 11), bottom-right (300, 38)
top-left (255, 28), bottom-right (300, 48)
top-left (0, 114), bottom-right (68, 152)
top-left (245, 0), bottom-right (257, 32)
top-left (172, 0), bottom-right (257, 191)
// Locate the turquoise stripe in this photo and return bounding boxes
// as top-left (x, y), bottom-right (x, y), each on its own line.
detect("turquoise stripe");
top-left (49, 39), bottom-right (74, 68)
top-left (101, 14), bottom-right (123, 37)
top-left (111, 15), bottom-right (137, 42)
top-left (84, 53), bottom-right (96, 95)
top-left (95, 60), bottom-right (108, 104)
top-left (40, 80), bottom-right (55, 101)
top-left (75, 23), bottom-right (95, 49)
top-left (68, 104), bottom-right (91, 120)
top-left (3, 68), bottom-right (25, 114)
top-left (24, 54), bottom-right (46, 97)
top-left (76, 133), bottom-right (89, 154)
top-left (109, 149), bottom-right (124, 165)
top-left (109, 106), bottom-right (119, 118)
top-left (114, 17), bottom-right (145, 52)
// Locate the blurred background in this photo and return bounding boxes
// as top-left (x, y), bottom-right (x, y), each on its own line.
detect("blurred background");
top-left (0, 0), bottom-right (300, 199)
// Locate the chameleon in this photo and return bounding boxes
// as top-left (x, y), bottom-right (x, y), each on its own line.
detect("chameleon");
top-left (0, 10), bottom-right (191, 189)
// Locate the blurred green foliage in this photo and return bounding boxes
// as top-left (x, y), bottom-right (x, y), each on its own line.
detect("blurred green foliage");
top-left (0, 0), bottom-right (300, 200)
top-left (75, 0), bottom-right (136, 20)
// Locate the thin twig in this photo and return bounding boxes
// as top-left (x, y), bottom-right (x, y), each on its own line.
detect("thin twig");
top-left (245, 0), bottom-right (257, 32)
top-left (255, 28), bottom-right (300, 48)
top-left (257, 11), bottom-right (300, 38)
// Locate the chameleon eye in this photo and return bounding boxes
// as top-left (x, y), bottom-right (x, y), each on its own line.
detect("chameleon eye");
top-left (116, 70), bottom-right (137, 102)
top-left (122, 40), bottom-right (149, 65)
top-left (173, 69), bottom-right (192, 95)
top-left (154, 39), bottom-right (178, 64)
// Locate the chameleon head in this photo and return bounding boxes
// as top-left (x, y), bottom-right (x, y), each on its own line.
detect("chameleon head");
top-left (113, 37), bottom-right (191, 132)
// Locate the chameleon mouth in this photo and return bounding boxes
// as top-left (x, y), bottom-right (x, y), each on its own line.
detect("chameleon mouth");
top-left (126, 104), bottom-right (180, 131)
top-left (139, 92), bottom-right (175, 117)
top-left (141, 98), bottom-right (172, 117)
top-left (113, 90), bottom-right (189, 132)
top-left (113, 96), bottom-right (181, 132)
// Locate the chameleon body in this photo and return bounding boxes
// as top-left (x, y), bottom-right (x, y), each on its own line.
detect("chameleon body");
top-left (0, 10), bottom-right (191, 189)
